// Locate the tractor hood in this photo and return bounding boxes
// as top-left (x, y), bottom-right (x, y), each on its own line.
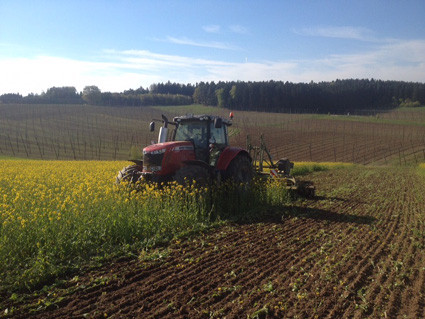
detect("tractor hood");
top-left (142, 141), bottom-right (195, 175)
top-left (143, 141), bottom-right (194, 154)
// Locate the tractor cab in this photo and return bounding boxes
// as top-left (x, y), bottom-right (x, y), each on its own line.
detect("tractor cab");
top-left (172, 115), bottom-right (230, 164)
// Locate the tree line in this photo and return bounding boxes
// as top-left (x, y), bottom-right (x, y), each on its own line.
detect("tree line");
top-left (1, 79), bottom-right (423, 113)
top-left (80, 85), bottom-right (193, 106)
top-left (0, 83), bottom-right (193, 107)
top-left (193, 79), bottom-right (425, 113)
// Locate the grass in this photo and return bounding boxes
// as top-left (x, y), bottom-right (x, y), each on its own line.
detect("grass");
top-left (311, 107), bottom-right (425, 127)
top-left (396, 106), bottom-right (425, 112)
top-left (0, 155), bottom-right (29, 160)
top-left (153, 104), bottom-right (224, 115)
top-left (0, 159), bottom-right (294, 294)
top-left (418, 163), bottom-right (425, 176)
top-left (292, 162), bottom-right (354, 176)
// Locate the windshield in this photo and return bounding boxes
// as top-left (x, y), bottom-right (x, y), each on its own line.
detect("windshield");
top-left (209, 122), bottom-right (227, 145)
top-left (175, 121), bottom-right (208, 149)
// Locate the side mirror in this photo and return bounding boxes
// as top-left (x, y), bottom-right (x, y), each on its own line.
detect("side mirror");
top-left (214, 118), bottom-right (222, 129)
top-left (149, 121), bottom-right (155, 132)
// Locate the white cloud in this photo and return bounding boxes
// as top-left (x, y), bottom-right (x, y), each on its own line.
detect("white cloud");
top-left (229, 25), bottom-right (248, 34)
top-left (0, 55), bottom-right (161, 95)
top-left (1, 38), bottom-right (424, 95)
top-left (204, 61), bottom-right (298, 82)
top-left (294, 26), bottom-right (374, 41)
top-left (203, 25), bottom-right (221, 33)
top-left (165, 36), bottom-right (239, 50)
top-left (99, 39), bottom-right (425, 84)
top-left (290, 39), bottom-right (425, 82)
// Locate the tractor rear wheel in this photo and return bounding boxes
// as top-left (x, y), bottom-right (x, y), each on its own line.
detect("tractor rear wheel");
top-left (226, 155), bottom-right (254, 184)
top-left (174, 165), bottom-right (210, 187)
top-left (116, 165), bottom-right (142, 184)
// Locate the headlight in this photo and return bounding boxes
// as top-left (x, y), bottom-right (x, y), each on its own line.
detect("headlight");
top-left (144, 148), bottom-right (166, 155)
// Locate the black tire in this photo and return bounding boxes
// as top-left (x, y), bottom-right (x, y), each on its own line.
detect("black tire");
top-left (225, 155), bottom-right (254, 184)
top-left (174, 165), bottom-right (210, 187)
top-left (116, 165), bottom-right (142, 184)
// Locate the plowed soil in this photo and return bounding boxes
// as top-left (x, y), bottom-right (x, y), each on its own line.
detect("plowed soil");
top-left (5, 166), bottom-right (425, 318)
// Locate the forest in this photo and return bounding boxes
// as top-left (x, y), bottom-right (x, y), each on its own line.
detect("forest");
top-left (193, 79), bottom-right (425, 113)
top-left (1, 79), bottom-right (424, 114)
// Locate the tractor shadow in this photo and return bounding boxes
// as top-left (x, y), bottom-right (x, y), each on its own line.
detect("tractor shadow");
top-left (283, 206), bottom-right (376, 225)
top-left (314, 195), bottom-right (346, 202)
top-left (236, 203), bottom-right (376, 226)
top-left (305, 195), bottom-right (366, 205)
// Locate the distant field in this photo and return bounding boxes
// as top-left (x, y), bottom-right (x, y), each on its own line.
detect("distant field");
top-left (0, 103), bottom-right (424, 165)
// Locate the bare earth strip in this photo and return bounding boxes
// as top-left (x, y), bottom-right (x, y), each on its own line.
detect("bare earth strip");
top-left (6, 166), bottom-right (425, 318)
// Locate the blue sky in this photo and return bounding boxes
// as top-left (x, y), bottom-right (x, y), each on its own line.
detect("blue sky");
top-left (1, 0), bottom-right (424, 95)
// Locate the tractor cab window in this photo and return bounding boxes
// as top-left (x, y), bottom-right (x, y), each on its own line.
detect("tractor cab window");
top-left (175, 121), bottom-right (208, 149)
top-left (209, 122), bottom-right (227, 145)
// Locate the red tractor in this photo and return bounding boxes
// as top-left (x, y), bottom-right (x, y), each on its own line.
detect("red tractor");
top-left (117, 114), bottom-right (253, 186)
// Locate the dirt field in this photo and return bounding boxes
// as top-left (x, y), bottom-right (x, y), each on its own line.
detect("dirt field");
top-left (4, 165), bottom-right (425, 318)
top-left (1, 104), bottom-right (425, 165)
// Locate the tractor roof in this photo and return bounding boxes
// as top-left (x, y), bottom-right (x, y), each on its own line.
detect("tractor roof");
top-left (173, 114), bottom-right (232, 126)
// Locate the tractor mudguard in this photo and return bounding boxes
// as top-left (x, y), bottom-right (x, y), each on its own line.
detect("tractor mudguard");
top-left (216, 147), bottom-right (251, 171)
top-left (128, 159), bottom-right (143, 169)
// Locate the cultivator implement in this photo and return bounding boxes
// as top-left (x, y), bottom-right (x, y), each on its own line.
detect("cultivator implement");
top-left (246, 134), bottom-right (315, 198)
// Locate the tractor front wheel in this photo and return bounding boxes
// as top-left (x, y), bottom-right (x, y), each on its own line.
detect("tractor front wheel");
top-left (174, 165), bottom-right (210, 187)
top-left (116, 165), bottom-right (142, 184)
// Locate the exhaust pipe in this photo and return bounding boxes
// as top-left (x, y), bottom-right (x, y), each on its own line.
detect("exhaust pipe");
top-left (158, 114), bottom-right (169, 143)
top-left (158, 127), bottom-right (168, 143)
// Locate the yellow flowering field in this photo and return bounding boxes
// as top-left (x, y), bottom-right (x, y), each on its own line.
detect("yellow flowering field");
top-left (294, 161), bottom-right (353, 168)
top-left (0, 159), bottom-right (294, 292)
top-left (292, 162), bottom-right (353, 175)
top-left (0, 160), bottom-right (216, 292)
